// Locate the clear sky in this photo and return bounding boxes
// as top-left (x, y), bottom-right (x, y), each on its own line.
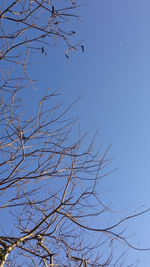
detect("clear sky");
top-left (13, 0), bottom-right (150, 266)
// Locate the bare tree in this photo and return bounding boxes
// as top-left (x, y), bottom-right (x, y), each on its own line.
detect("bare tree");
top-left (0, 1), bottom-right (150, 267)
top-left (2, 88), bottom-right (149, 267)
top-left (0, 0), bottom-right (82, 63)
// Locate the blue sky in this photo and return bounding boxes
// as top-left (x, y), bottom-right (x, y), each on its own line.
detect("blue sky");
top-left (13, 0), bottom-right (150, 265)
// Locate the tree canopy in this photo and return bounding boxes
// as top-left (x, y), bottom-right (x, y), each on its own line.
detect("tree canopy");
top-left (0, 1), bottom-right (150, 266)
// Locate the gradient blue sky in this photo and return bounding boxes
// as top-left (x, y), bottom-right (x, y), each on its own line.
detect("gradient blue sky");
top-left (24, 1), bottom-right (150, 265)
